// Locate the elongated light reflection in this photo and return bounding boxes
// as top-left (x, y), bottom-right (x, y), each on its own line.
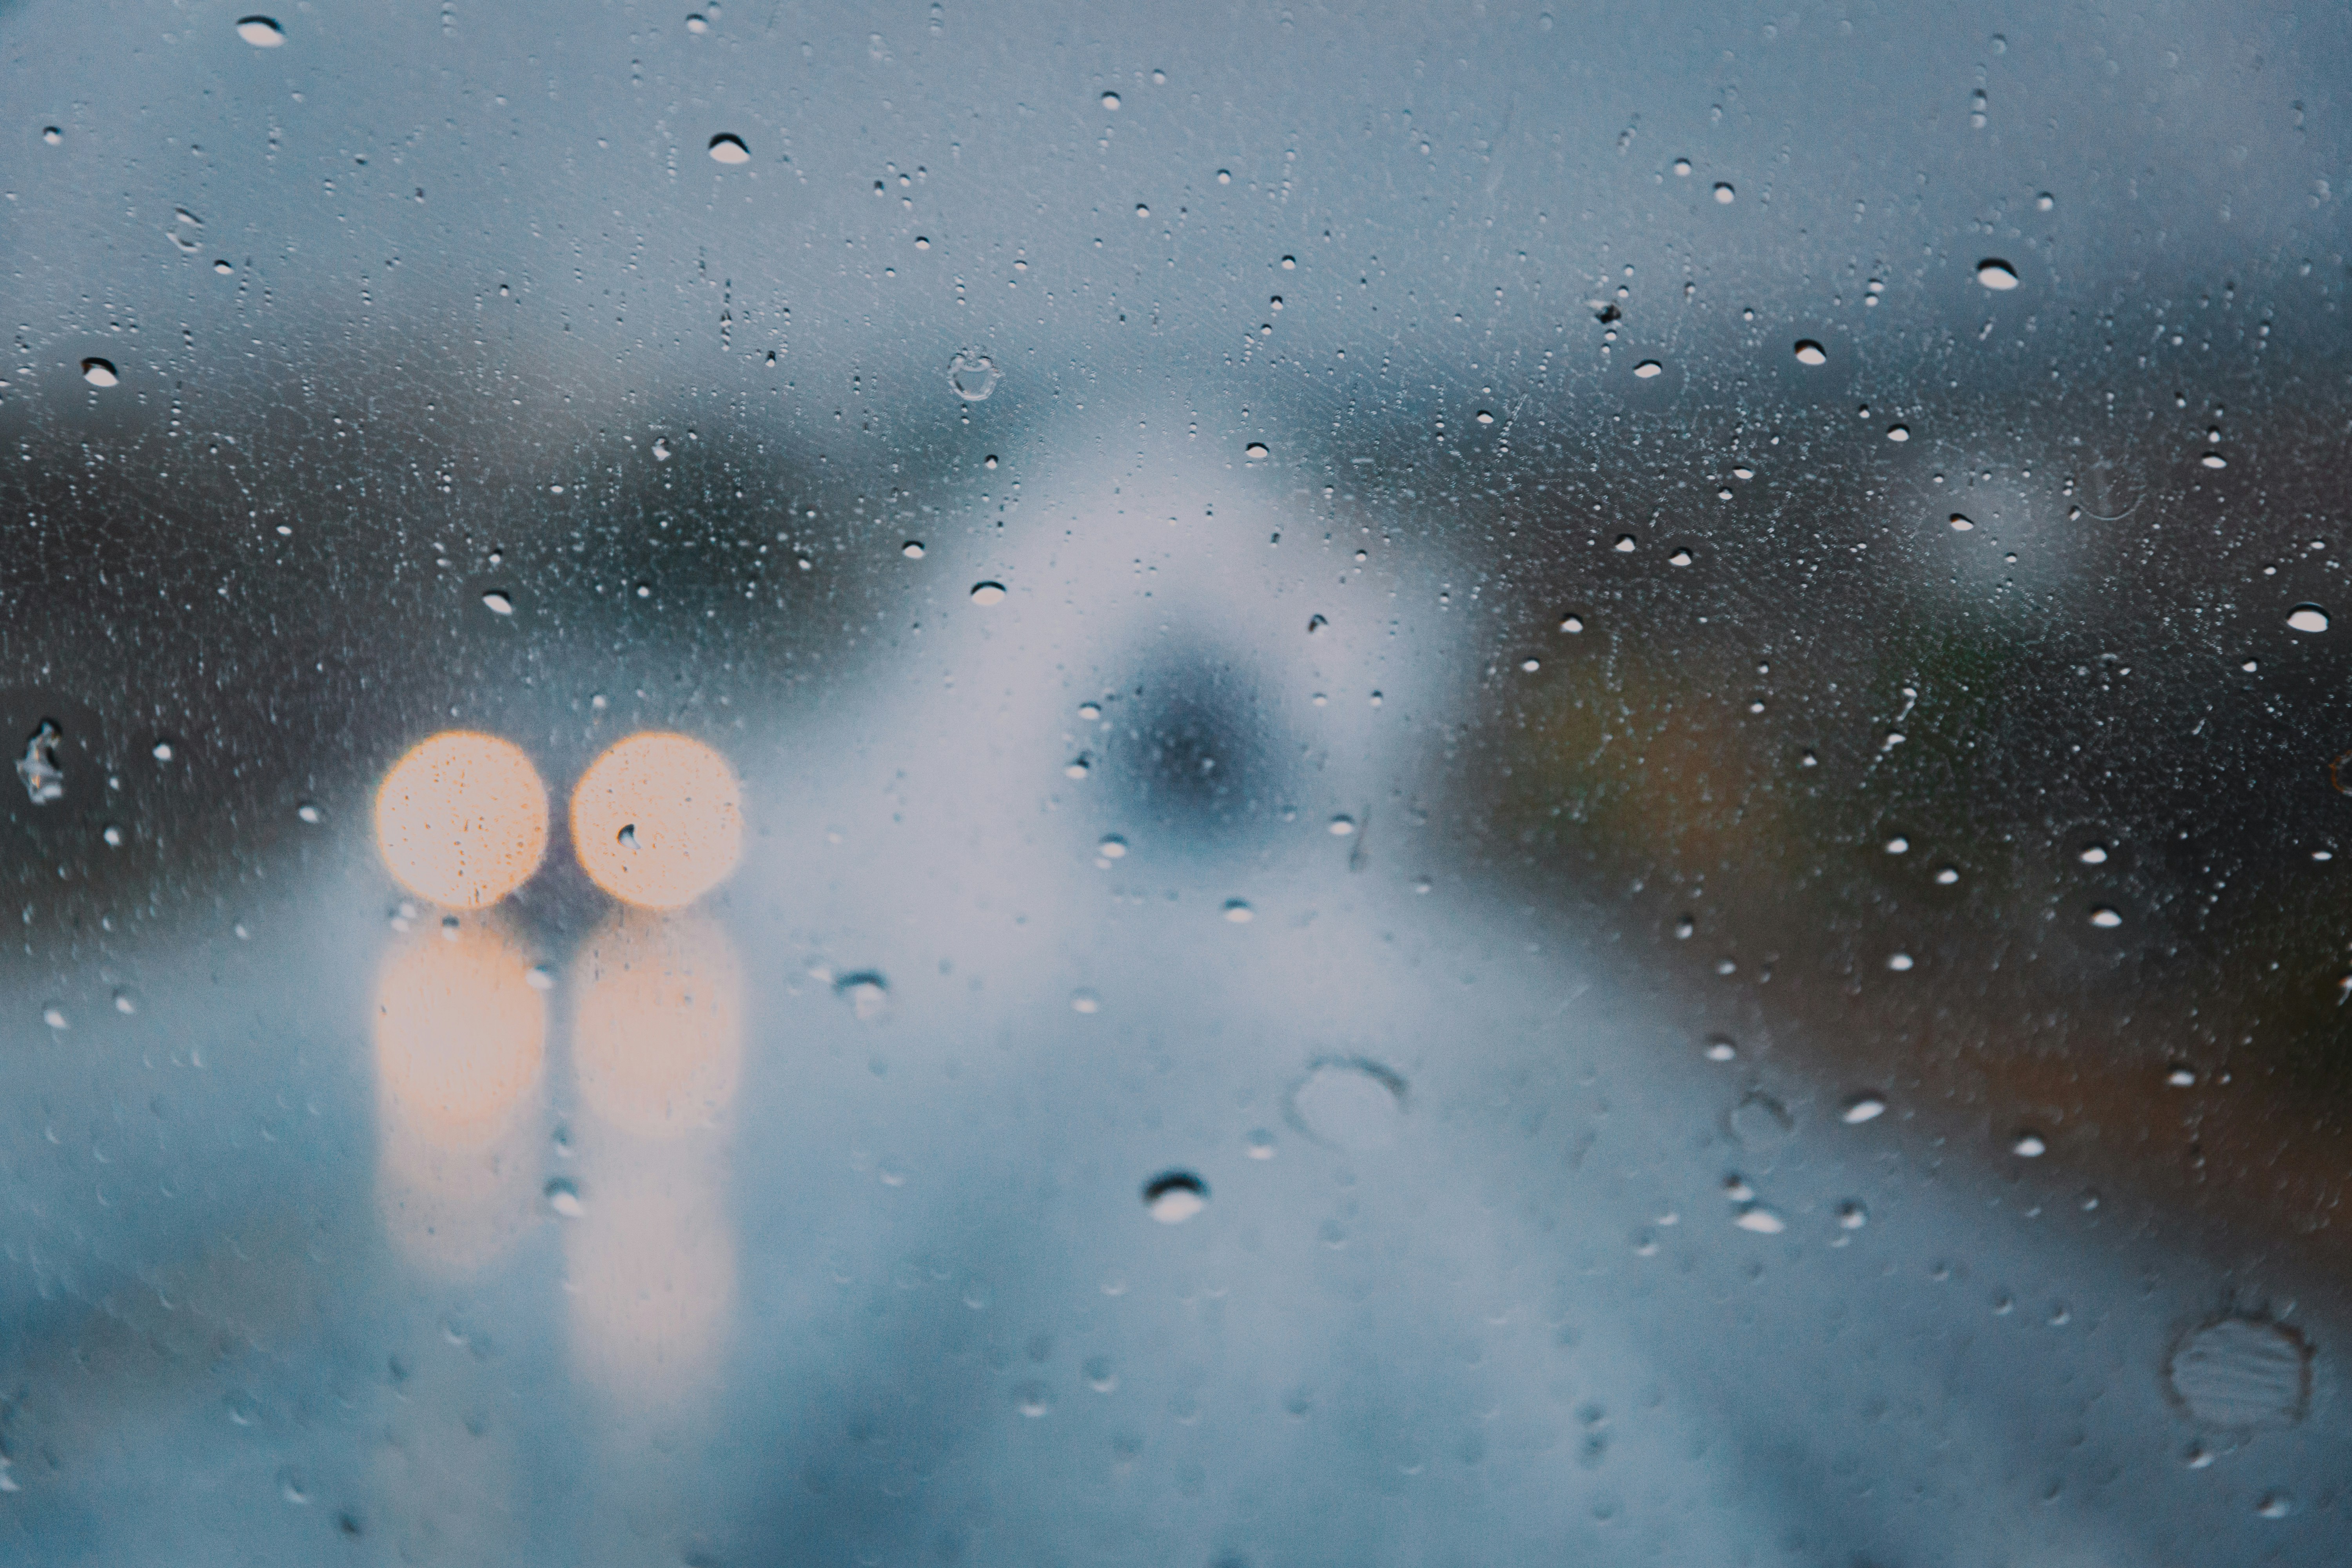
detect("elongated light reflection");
top-left (374, 917), bottom-right (547, 1273)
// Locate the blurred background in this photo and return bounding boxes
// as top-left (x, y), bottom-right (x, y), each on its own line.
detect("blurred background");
top-left (2, 0), bottom-right (2350, 1561)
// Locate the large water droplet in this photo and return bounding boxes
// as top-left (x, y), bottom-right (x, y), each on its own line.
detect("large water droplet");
top-left (947, 351), bottom-right (1000, 401)
top-left (1143, 1171), bottom-right (1207, 1223)
top-left (1290, 1059), bottom-right (1406, 1150)
top-left (2167, 1317), bottom-right (2312, 1428)
top-left (1632, 360), bottom-right (1662, 379)
top-left (1792, 340), bottom-right (1826, 366)
top-left (1976, 258), bottom-right (2020, 290)
top-left (81, 358), bottom-right (118, 388)
top-left (236, 15), bottom-right (285, 46)
top-left (707, 134), bottom-right (749, 164)
top-left (1244, 442), bottom-right (1269, 460)
top-left (968, 581), bottom-right (1006, 605)
top-left (2287, 605), bottom-right (2329, 634)
top-left (15, 720), bottom-right (64, 805)
top-left (481, 590), bottom-right (514, 615)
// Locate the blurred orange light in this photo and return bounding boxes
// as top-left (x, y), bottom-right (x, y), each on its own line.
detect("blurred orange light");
top-left (569, 732), bottom-right (743, 908)
top-left (375, 731), bottom-right (549, 908)
top-left (572, 907), bottom-right (743, 1137)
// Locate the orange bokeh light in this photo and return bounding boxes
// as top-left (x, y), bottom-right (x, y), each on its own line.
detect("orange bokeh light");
top-left (569, 733), bottom-right (742, 909)
top-left (375, 731), bottom-right (549, 909)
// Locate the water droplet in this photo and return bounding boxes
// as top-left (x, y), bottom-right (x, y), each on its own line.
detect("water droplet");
top-left (685, 12), bottom-right (709, 32)
top-left (543, 1177), bottom-right (585, 1218)
top-left (1094, 835), bottom-right (1128, 863)
top-left (2077, 843), bottom-right (2109, 864)
top-left (2035, 191), bottom-right (2055, 211)
top-left (278, 1466), bottom-right (310, 1504)
top-left (1837, 1200), bottom-right (1868, 1229)
top-left (707, 133), bottom-right (749, 164)
top-left (81, 358), bottom-right (118, 388)
top-left (968, 581), bottom-right (1007, 605)
top-left (1734, 1207), bottom-right (1785, 1234)
top-left (1729, 1093), bottom-right (1793, 1148)
top-left (1290, 1059), bottom-right (1406, 1150)
top-left (1070, 989), bottom-right (1100, 1014)
top-left (1672, 158), bottom-right (1691, 176)
top-left (1475, 410), bottom-right (1494, 425)
top-left (1245, 1129), bottom-right (1276, 1159)
top-left (651, 436), bottom-right (672, 461)
top-left (526, 964), bottom-right (555, 992)
top-left (2287, 605), bottom-right (2328, 633)
top-left (1013, 1379), bottom-right (1053, 1416)
top-left (1712, 182), bottom-right (1735, 203)
top-left (2201, 454), bottom-right (2228, 470)
top-left (1520, 657), bottom-right (1541, 672)
top-left (1842, 1093), bottom-right (1887, 1124)
top-left (480, 590), bottom-right (514, 615)
top-left (102, 824), bottom-right (123, 847)
top-left (1142, 1171), bottom-right (1207, 1223)
top-left (1100, 91), bottom-right (1121, 110)
top-left (2256, 1493), bottom-right (2294, 1520)
top-left (1935, 865), bottom-right (1960, 884)
top-left (835, 971), bottom-right (889, 1021)
top-left (947, 351), bottom-right (1000, 401)
top-left (2167, 1316), bottom-right (2311, 1427)
top-left (2167, 1066), bottom-right (2196, 1087)
top-left (615, 823), bottom-right (638, 849)
top-left (1084, 1356), bottom-right (1118, 1392)
top-left (1327, 815), bottom-right (1355, 837)
top-left (2089, 906), bottom-right (2122, 928)
top-left (1280, 254), bottom-right (1296, 269)
top-left (900, 541), bottom-right (925, 559)
top-left (1064, 756), bottom-right (1091, 779)
top-left (42, 127), bottom-right (62, 145)
top-left (1667, 548), bottom-right (1693, 566)
top-left (1703, 1037), bottom-right (1737, 1062)
top-left (1883, 835), bottom-right (1911, 855)
top-left (1613, 534), bottom-right (1637, 551)
top-left (236, 15), bottom-right (285, 47)
top-left (113, 989), bottom-right (137, 1014)
top-left (1221, 898), bottom-right (1253, 923)
top-left (1244, 442), bottom-right (1269, 460)
top-left (1886, 425), bottom-right (1909, 442)
top-left (1886, 952), bottom-right (1915, 971)
top-left (2012, 1132), bottom-right (2047, 1157)
top-left (1632, 360), bottom-right (1663, 379)
top-left (1559, 614), bottom-right (1584, 633)
top-left (1793, 340), bottom-right (1827, 366)
top-left (1216, 168), bottom-right (1231, 183)
top-left (16, 720), bottom-right (64, 805)
top-left (1976, 258), bottom-right (2020, 290)
top-left (1949, 513), bottom-right (1974, 531)
top-left (41, 1005), bottom-right (67, 1031)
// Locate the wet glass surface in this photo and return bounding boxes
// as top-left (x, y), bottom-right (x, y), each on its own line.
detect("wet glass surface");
top-left (4, 1), bottom-right (2351, 1561)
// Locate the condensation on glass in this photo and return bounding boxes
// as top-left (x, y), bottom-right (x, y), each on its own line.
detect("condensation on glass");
top-left (1, 2), bottom-right (2348, 1562)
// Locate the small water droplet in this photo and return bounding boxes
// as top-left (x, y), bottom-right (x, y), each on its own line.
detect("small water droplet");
top-left (2167, 1066), bottom-right (2196, 1087)
top-left (900, 541), bottom-right (925, 559)
top-left (1793, 340), bottom-right (1826, 366)
top-left (947, 351), bottom-right (1000, 401)
top-left (1704, 1037), bottom-right (1737, 1062)
top-left (278, 1466), bottom-right (310, 1504)
top-left (1842, 1093), bottom-right (1887, 1124)
top-left (1886, 952), bottom-right (1915, 971)
top-left (236, 15), bottom-right (285, 46)
top-left (1632, 359), bottom-right (1663, 379)
top-left (969, 581), bottom-right (1007, 605)
top-left (481, 590), bottom-right (514, 615)
top-left (1837, 1200), bottom-right (1868, 1230)
top-left (1734, 1207), bottom-right (1785, 1234)
top-left (2287, 605), bottom-right (2328, 633)
top-left (1245, 1129), bottom-right (1276, 1159)
top-left (2035, 191), bottom-right (2055, 211)
top-left (81, 358), bottom-right (118, 388)
top-left (1013, 1379), bottom-right (1053, 1416)
top-left (1672, 158), bottom-right (1691, 176)
top-left (1949, 513), bottom-right (1974, 531)
top-left (1475, 410), bottom-right (1494, 425)
top-left (544, 1177), bottom-right (585, 1218)
top-left (835, 971), bottom-right (889, 1021)
top-left (41, 1005), bottom-right (67, 1031)
top-left (1216, 168), bottom-right (1231, 183)
top-left (2089, 906), bottom-right (2122, 928)
top-left (42, 127), bottom-right (62, 145)
top-left (1712, 182), bottom-right (1735, 204)
top-left (707, 133), bottom-right (749, 163)
top-left (1143, 1171), bottom-right (1207, 1223)
top-left (1100, 91), bottom-right (1121, 110)
top-left (1290, 1059), bottom-right (1406, 1149)
top-left (2077, 843), bottom-right (2109, 864)
top-left (2012, 1132), bottom-right (2047, 1158)
top-left (685, 12), bottom-right (709, 32)
top-left (1244, 442), bottom-right (1269, 460)
top-left (1070, 989), bottom-right (1100, 1014)
top-left (1221, 898), bottom-right (1253, 923)
top-left (615, 823), bottom-right (638, 849)
top-left (2201, 453), bottom-right (2228, 470)
top-left (1327, 815), bottom-right (1355, 837)
top-left (526, 964), bottom-right (555, 992)
top-left (1559, 614), bottom-right (1584, 633)
top-left (2256, 1493), bottom-right (2294, 1520)
top-left (651, 436), bottom-right (672, 461)
top-left (1886, 425), bottom-right (1909, 442)
top-left (1976, 258), bottom-right (2020, 290)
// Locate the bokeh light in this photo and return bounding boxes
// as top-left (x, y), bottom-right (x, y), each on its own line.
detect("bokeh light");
top-left (375, 731), bottom-right (549, 909)
top-left (569, 732), bottom-right (743, 908)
